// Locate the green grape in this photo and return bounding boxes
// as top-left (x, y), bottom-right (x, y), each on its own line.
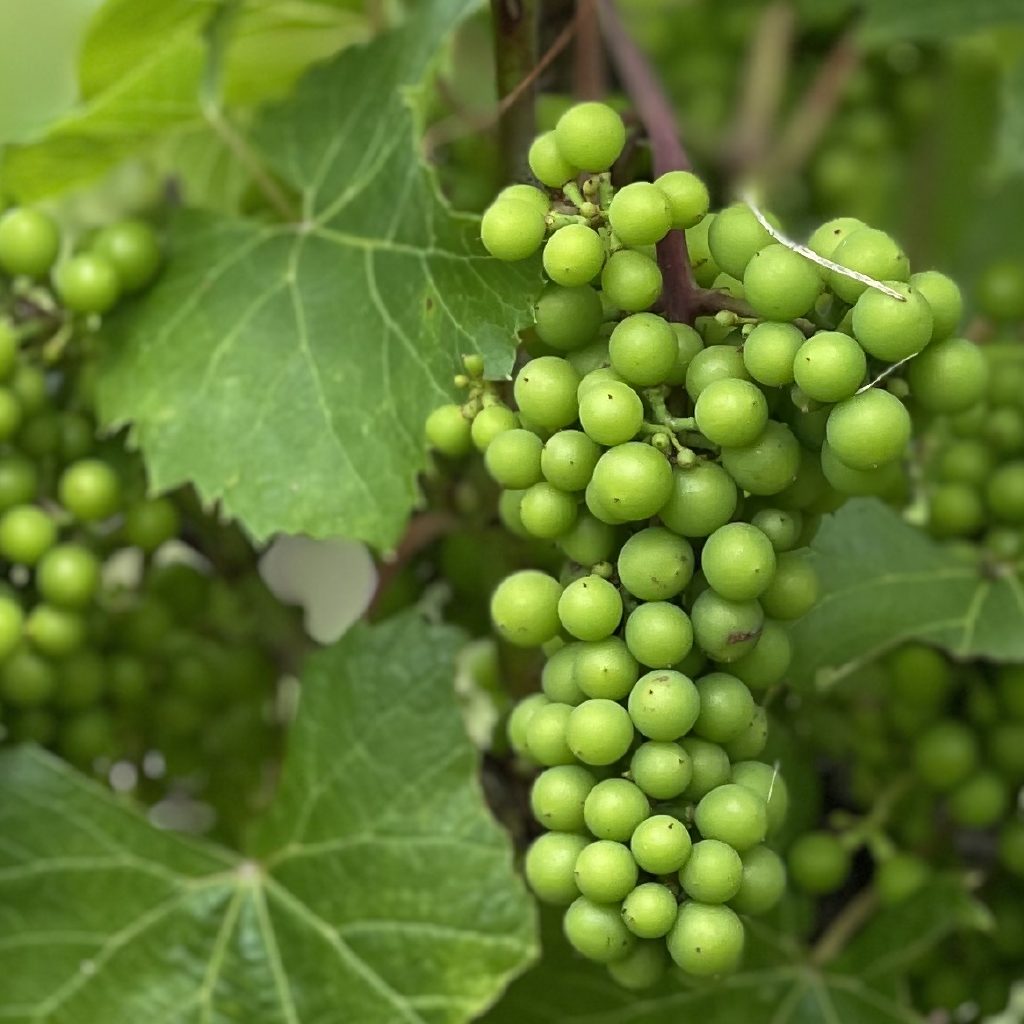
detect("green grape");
top-left (0, 389), bottom-right (22, 441)
top-left (658, 462), bottom-right (737, 538)
top-left (59, 708), bottom-right (117, 766)
top-left (986, 406), bottom-right (1024, 457)
top-left (693, 672), bottom-right (756, 744)
top-left (630, 813), bottom-right (693, 874)
top-left (729, 845), bottom-right (786, 916)
top-left (742, 322), bottom-right (804, 388)
top-left (909, 270), bottom-right (962, 342)
top-left (907, 337), bottom-right (988, 414)
top-left (820, 440), bottom-right (902, 496)
top-left (627, 668), bottom-right (700, 740)
top-left (630, 741), bottom-right (692, 799)
top-left (998, 819), bottom-right (1024, 877)
top-left (825, 389), bottom-right (910, 470)
top-left (927, 483), bottom-right (983, 538)
top-left (680, 736), bottom-right (732, 801)
top-left (567, 698), bottom-right (635, 765)
top-left (531, 764), bottom-right (596, 831)
top-left (519, 481), bottom-right (578, 539)
top-left (723, 704), bottom-right (769, 759)
top-left (694, 379), bottom-right (768, 448)
top-left (621, 883), bottom-right (678, 939)
top-left (720, 420), bottom-right (801, 496)
top-left (655, 170), bottom-right (709, 230)
top-left (730, 760), bottom-right (788, 834)
top-left (525, 831), bottom-right (590, 903)
top-left (936, 439), bottom-right (993, 487)
top-left (946, 770), bottom-right (1009, 828)
top-left (806, 216), bottom-right (865, 265)
top-left (829, 227), bottom-right (909, 303)
top-left (25, 604), bottom-right (86, 658)
top-left (584, 778), bottom-right (650, 841)
top-left (750, 508), bottom-right (802, 552)
top-left (490, 569), bottom-right (562, 647)
top-left (757, 552), bottom-right (818, 621)
top-left (558, 574), bottom-right (622, 641)
top-left (535, 284), bottom-right (603, 351)
top-left (52, 650), bottom-right (106, 711)
top-left (685, 344), bottom-right (749, 401)
top-left (563, 896), bottom-right (636, 962)
top-left (554, 102), bottom-right (625, 171)
top-left (585, 479), bottom-right (625, 525)
top-left (528, 131), bottom-right (579, 187)
top-left (578, 378), bottom-right (643, 446)
top-left (617, 527), bottom-right (694, 602)
top-left (59, 412), bottom-right (94, 462)
top-left (664, 323), bottom-right (705, 386)
top-left (691, 589), bottom-right (764, 662)
top-left (686, 214), bottom-right (721, 288)
top-left (92, 219), bottom-right (162, 292)
top-left (484, 429), bottom-right (543, 489)
top-left (55, 253), bottom-right (121, 315)
top-left (514, 356), bottom-right (581, 430)
top-left (608, 183), bottom-right (672, 247)
top-left (36, 544), bottom-right (102, 610)
top-left (541, 644), bottom-right (586, 705)
top-left (600, 249), bottom-right (662, 313)
top-left (574, 840), bottom-right (639, 903)
top-left (694, 783), bottom-right (768, 852)
top-left (787, 832), bottom-right (850, 894)
top-left (0, 647), bottom-right (56, 707)
top-left (525, 701), bottom-right (576, 766)
top-left (912, 720), bottom-right (978, 790)
top-left (977, 259), bottom-right (1024, 320)
top-left (624, 602), bottom-right (693, 669)
top-left (608, 312), bottom-right (677, 386)
top-left (793, 331), bottom-right (866, 403)
top-left (17, 412), bottom-right (61, 459)
top-left (707, 203), bottom-right (775, 280)
top-left (679, 839), bottom-right (743, 903)
top-left (58, 458), bottom-right (122, 521)
top-left (874, 852), bottom-right (930, 906)
top-left (0, 208), bottom-right (59, 278)
top-left (606, 939), bottom-right (669, 990)
top-left (425, 404), bottom-right (472, 457)
top-left (507, 692), bottom-right (550, 756)
top-left (701, 523), bottom-right (776, 602)
top-left (124, 497), bottom-right (181, 553)
top-left (668, 901), bottom-right (744, 976)
top-left (11, 364), bottom-right (48, 416)
top-left (499, 184), bottom-right (551, 215)
top-left (575, 636), bottom-right (638, 700)
top-left (852, 282), bottom-right (933, 362)
top-left (590, 443), bottom-right (673, 522)
top-left (728, 619), bottom-right (791, 690)
top-left (989, 363), bottom-right (1024, 406)
top-left (559, 512), bottom-right (615, 565)
top-left (743, 244), bottom-right (822, 321)
top-left (0, 596), bottom-right (24, 662)
top-left (0, 505), bottom-right (56, 565)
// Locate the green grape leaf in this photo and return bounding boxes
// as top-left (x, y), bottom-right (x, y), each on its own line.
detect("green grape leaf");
top-left (483, 881), bottom-right (977, 1024)
top-left (787, 499), bottom-right (1024, 690)
top-left (96, 0), bottom-right (539, 549)
top-left (0, 0), bottom-right (369, 203)
top-left (859, 0), bottom-right (1024, 40)
top-left (0, 614), bottom-right (536, 1022)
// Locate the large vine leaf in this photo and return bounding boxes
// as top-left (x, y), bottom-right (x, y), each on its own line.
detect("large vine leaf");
top-left (96, 0), bottom-right (539, 549)
top-left (0, 614), bottom-right (536, 1021)
top-left (787, 499), bottom-right (1024, 690)
top-left (482, 881), bottom-right (980, 1024)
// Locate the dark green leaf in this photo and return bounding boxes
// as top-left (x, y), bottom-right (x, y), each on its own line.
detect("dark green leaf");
top-left (859, 0), bottom-right (1024, 41)
top-left (0, 614), bottom-right (536, 1021)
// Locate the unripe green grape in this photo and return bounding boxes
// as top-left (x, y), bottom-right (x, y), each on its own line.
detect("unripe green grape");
top-left (498, 183), bottom-right (550, 215)
top-left (946, 770), bottom-right (1009, 829)
top-left (558, 574), bottom-right (622, 641)
top-left (701, 523), bottom-right (776, 603)
top-left (528, 130), bottom-right (579, 187)
top-left (543, 224), bottom-right (606, 288)
top-left (679, 839), bottom-right (743, 903)
top-left (820, 440), bottom-right (902, 497)
top-left (584, 778), bottom-right (650, 841)
top-left (617, 527), bottom-right (694, 602)
top-left (655, 170), bottom-right (709, 230)
top-left (694, 379), bottom-right (768, 448)
top-left (909, 270), bottom-right (961, 342)
top-left (606, 939), bottom-right (668, 990)
top-left (680, 736), bottom-right (731, 801)
top-left (693, 672), bottom-right (756, 744)
top-left (730, 760), bottom-right (787, 834)
top-left (578, 378), bottom-right (643, 446)
top-left (567, 698), bottom-right (634, 765)
top-left (707, 203), bottom-right (775, 280)
top-left (722, 707), bottom-right (769, 761)
top-left (563, 895), bottom-right (636, 962)
top-left (519, 481), bottom-right (578, 539)
top-left (124, 497), bottom-right (180, 553)
top-left (627, 668), bottom-right (700, 740)
top-left (658, 463), bottom-right (737, 538)
top-left (743, 244), bottom-right (822, 322)
top-left (600, 249), bottom-right (662, 312)
top-left (0, 208), bottom-right (60, 278)
top-left (11, 364), bottom-right (48, 416)
top-left (912, 719), bottom-right (978, 790)
top-left (986, 406), bottom-right (1024, 457)
top-left (621, 883), bottom-right (678, 939)
top-left (694, 783), bottom-right (768, 852)
top-left (985, 526), bottom-right (1022, 562)
top-left (757, 552), bottom-right (818, 621)
top-left (531, 764), bottom-right (596, 831)
top-left (525, 831), bottom-right (589, 903)
top-left (490, 569), bottom-right (562, 646)
top-left (948, 402), bottom-right (985, 439)
top-left (852, 282), bottom-right (934, 362)
top-left (534, 284), bottom-right (603, 351)
top-left (630, 813), bottom-right (693, 874)
top-left (507, 692), bottom-right (550, 756)
top-left (54, 253), bottom-right (121, 315)
top-left (17, 412), bottom-right (61, 460)
top-left (625, 603), bottom-right (694, 669)
top-left (788, 832), bottom-right (850, 894)
top-left (525, 701), bottom-right (576, 766)
top-left (998, 819), bottom-right (1024, 877)
top-left (590, 443), bottom-right (673, 521)
top-left (485, 428), bottom-right (545, 491)
top-left (874, 852), bottom-right (930, 907)
top-left (470, 404), bottom-right (518, 452)
top-left (750, 508), bottom-right (802, 552)
top-left (829, 227), bottom-right (909, 303)
top-left (742, 321), bottom-right (804, 388)
top-left (927, 483), bottom-right (984, 538)
top-left (664, 323), bottom-right (704, 386)
top-left (585, 479), bottom-right (625, 525)
top-left (686, 214), bottom-right (720, 287)
top-left (608, 312), bottom-right (677, 386)
top-left (685, 343), bottom-right (749, 401)
top-left (498, 489), bottom-right (529, 538)
top-left (514, 355), bottom-right (580, 431)
top-left (25, 604), bottom-right (86, 658)
top-left (58, 458), bottom-right (122, 521)
top-left (936, 439), bottom-right (993, 486)
top-left (575, 636), bottom-right (638, 699)
top-left (806, 216), bottom-right (865, 266)
top-left (826, 389), bottom-right (910, 470)
top-left (728, 845), bottom-right (786, 916)
top-left (690, 589), bottom-right (764, 662)
top-left (559, 512), bottom-right (616, 566)
top-left (92, 219), bottom-right (162, 293)
top-left (907, 337), bottom-right (987, 414)
top-left (793, 331), bottom-right (866, 403)
top-left (728, 620), bottom-right (791, 690)
top-left (668, 901), bottom-right (744, 976)
top-left (541, 644), bottom-right (586, 705)
top-left (0, 505), bottom-right (56, 565)
top-left (988, 362), bottom-right (1024, 406)
top-left (425, 403), bottom-right (472, 457)
top-left (608, 183), bottom-right (672, 247)
top-left (554, 102), bottom-right (625, 171)
top-left (0, 647), bottom-right (56, 707)
top-left (59, 708), bottom-right (118, 766)
top-left (630, 741), bottom-right (692, 799)
top-left (721, 420), bottom-right (801, 496)
top-left (574, 840), bottom-right (639, 903)
top-left (977, 259), bottom-right (1024, 320)
top-left (888, 645), bottom-right (952, 711)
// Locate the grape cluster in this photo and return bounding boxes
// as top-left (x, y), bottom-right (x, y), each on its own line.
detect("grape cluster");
top-left (0, 206), bottom-right (300, 840)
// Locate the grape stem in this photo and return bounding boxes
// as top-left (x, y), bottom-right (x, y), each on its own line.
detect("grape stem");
top-left (596, 0), bottom-right (697, 324)
top-left (692, 288), bottom-right (816, 337)
top-left (810, 886), bottom-right (879, 966)
top-left (491, 0), bottom-right (541, 183)
top-left (573, 0), bottom-right (606, 101)
top-left (368, 512), bottom-right (459, 616)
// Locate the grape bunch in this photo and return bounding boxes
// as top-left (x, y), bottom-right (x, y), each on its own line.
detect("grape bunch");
top-left (0, 206), bottom-right (302, 841)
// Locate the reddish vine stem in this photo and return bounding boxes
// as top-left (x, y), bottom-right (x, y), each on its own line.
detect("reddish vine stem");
top-left (597, 0), bottom-right (696, 324)
top-left (491, 0), bottom-right (541, 183)
top-left (368, 512), bottom-right (459, 615)
top-left (573, 0), bottom-right (606, 101)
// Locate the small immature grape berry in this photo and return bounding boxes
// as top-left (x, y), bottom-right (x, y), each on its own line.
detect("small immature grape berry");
top-left (608, 312), bottom-right (677, 386)
top-left (820, 441), bottom-right (902, 497)
top-left (621, 883), bottom-right (678, 939)
top-left (875, 852), bottom-right (931, 907)
top-left (606, 940), bottom-right (669, 990)
top-left (690, 589), bottom-right (764, 663)
top-left (36, 544), bottom-right (101, 609)
top-left (124, 497), bottom-right (181, 553)
top-left (525, 702), bottom-right (575, 766)
top-left (829, 227), bottom-right (909, 303)
top-left (528, 131), bottom-right (579, 187)
top-left (978, 259), bottom-right (1024, 321)
top-left (525, 831), bottom-right (589, 903)
top-left (484, 428), bottom-right (543, 488)
top-left (947, 770), bottom-right (1010, 829)
top-left (701, 523), bottom-right (777, 602)
top-left (574, 840), bottom-right (639, 903)
top-left (742, 321), bottom-right (804, 387)
top-left (743, 244), bottom-right (822, 322)
top-left (543, 224), bottom-right (606, 288)
top-left (554, 102), bottom-right (626, 171)
top-left (608, 183), bottom-right (672, 247)
top-left (668, 902), bottom-right (745, 977)
top-left (563, 896), bottom-right (636, 962)
top-left (531, 765), bottom-right (596, 831)
top-left (728, 619), bottom-right (792, 690)
top-left (693, 672), bottom-right (756, 744)
top-left (681, 737), bottom-right (732, 801)
top-left (787, 832), bottom-right (850, 894)
top-left (514, 356), bottom-right (580, 430)
top-left (534, 284), bottom-right (603, 351)
top-left (490, 569), bottom-right (562, 647)
top-left (758, 551), bottom-right (818, 620)
top-left (659, 462), bottom-right (737, 538)
top-left (912, 719), bottom-right (978, 790)
top-left (826, 389), bottom-right (911, 471)
top-left (793, 331), bottom-right (867, 404)
top-left (0, 505), bottom-right (57, 566)
top-left (723, 707), bottom-right (769, 761)
top-left (630, 813), bottom-right (693, 874)
top-left (988, 462), bottom-right (1024, 523)
top-left (665, 322), bottom-right (704, 386)
top-left (806, 216), bottom-right (865, 265)
top-left (630, 741), bottom-right (692, 799)
top-left (498, 183), bottom-right (550, 215)
top-left (694, 378), bottom-right (768, 448)
top-left (92, 219), bottom-right (162, 292)
top-left (685, 343), bottom-right (748, 401)
top-left (55, 253), bottom-right (122, 315)
top-left (541, 644), bottom-right (585, 705)
top-left (679, 839), bottom-right (743, 903)
top-left (590, 443), bottom-right (673, 522)
top-left (617, 527), bottom-right (694, 601)
top-left (852, 282), bottom-right (934, 362)
top-left (480, 199), bottom-right (546, 262)
top-left (0, 208), bottom-right (60, 278)
top-left (707, 203), bottom-right (775, 280)
top-left (694, 783), bottom-right (768, 852)
top-left (910, 270), bottom-right (962, 342)
top-left (722, 419), bottom-right (801, 495)
top-left (627, 669), bottom-right (700, 740)
top-left (578, 379), bottom-right (643, 446)
top-left (583, 778), bottom-right (650, 841)
top-left (567, 698), bottom-right (635, 765)
top-left (507, 693), bottom-right (550, 756)
top-left (541, 430), bottom-right (601, 492)
top-left (729, 846), bottom-right (786, 916)
top-left (519, 481), bottom-right (577, 539)
top-left (750, 508), bottom-right (802, 552)
top-left (655, 170), bottom-right (709, 230)
top-left (624, 603), bottom-right (694, 669)
top-left (558, 575), bottom-right (623, 641)
top-left (907, 337), bottom-right (988, 414)
top-left (601, 249), bottom-right (662, 313)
